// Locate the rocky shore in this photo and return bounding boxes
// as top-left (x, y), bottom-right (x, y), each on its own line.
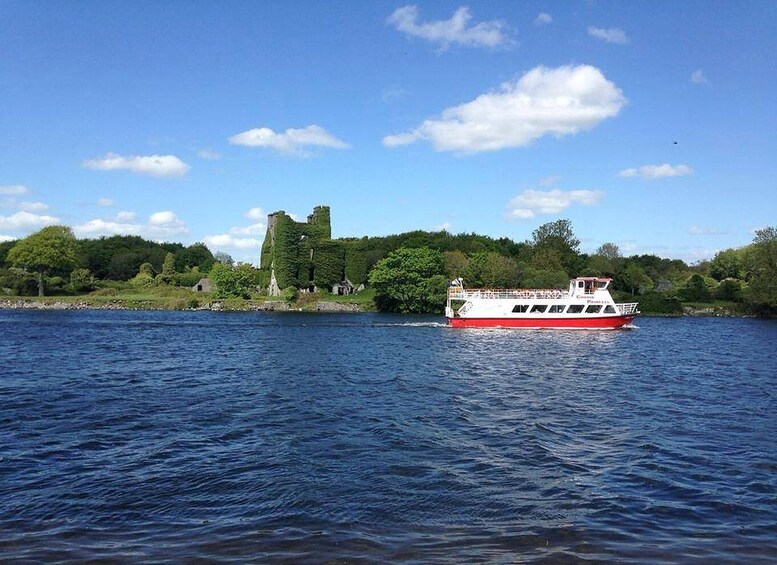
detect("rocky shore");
top-left (0, 299), bottom-right (362, 313)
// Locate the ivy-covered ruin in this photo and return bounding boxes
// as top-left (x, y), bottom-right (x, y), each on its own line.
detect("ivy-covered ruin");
top-left (261, 206), bottom-right (367, 296)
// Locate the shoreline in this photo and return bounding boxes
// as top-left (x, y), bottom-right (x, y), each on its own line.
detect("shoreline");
top-left (0, 298), bottom-right (764, 317)
top-left (0, 298), bottom-right (363, 313)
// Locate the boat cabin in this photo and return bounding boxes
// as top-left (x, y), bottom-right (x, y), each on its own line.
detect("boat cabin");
top-left (569, 277), bottom-right (611, 298)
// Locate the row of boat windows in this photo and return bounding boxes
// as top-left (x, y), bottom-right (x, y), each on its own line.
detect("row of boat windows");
top-left (511, 304), bottom-right (617, 314)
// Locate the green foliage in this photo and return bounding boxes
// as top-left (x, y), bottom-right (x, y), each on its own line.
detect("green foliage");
top-left (530, 219), bottom-right (581, 274)
top-left (521, 267), bottom-right (569, 289)
top-left (0, 268), bottom-right (38, 295)
top-left (211, 262), bottom-right (260, 299)
top-left (634, 291), bottom-right (683, 314)
top-left (0, 240), bottom-right (17, 267)
top-left (744, 227), bottom-right (777, 312)
top-left (272, 213), bottom-right (302, 289)
top-left (313, 240), bottom-right (345, 290)
top-left (678, 273), bottom-right (716, 302)
top-left (70, 268), bottom-right (96, 292)
top-left (344, 242), bottom-right (370, 285)
top-left (7, 225), bottom-right (79, 296)
top-left (462, 252), bottom-right (521, 288)
top-left (708, 248), bottom-right (744, 281)
top-left (156, 252), bottom-right (176, 285)
top-left (715, 278), bottom-right (744, 302)
top-left (443, 250), bottom-right (469, 279)
top-left (213, 251), bottom-right (234, 266)
top-left (368, 247), bottom-right (447, 313)
top-left (173, 269), bottom-right (203, 288)
top-left (620, 263), bottom-right (653, 295)
top-left (282, 286), bottom-right (298, 304)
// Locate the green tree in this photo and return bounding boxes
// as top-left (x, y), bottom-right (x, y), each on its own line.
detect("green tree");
top-left (462, 252), bottom-right (521, 288)
top-left (69, 268), bottom-right (96, 292)
top-left (443, 250), bottom-right (469, 279)
top-left (211, 262), bottom-right (260, 299)
top-left (708, 248), bottom-right (743, 281)
top-left (368, 247), bottom-right (447, 313)
top-left (156, 252), bottom-right (176, 284)
top-left (621, 263), bottom-right (652, 296)
top-left (7, 226), bottom-right (78, 296)
top-left (745, 227), bottom-right (777, 312)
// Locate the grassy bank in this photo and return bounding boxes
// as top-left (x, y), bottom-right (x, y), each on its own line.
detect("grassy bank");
top-left (0, 285), bottom-right (378, 312)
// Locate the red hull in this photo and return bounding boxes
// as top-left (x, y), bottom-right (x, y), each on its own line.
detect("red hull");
top-left (448, 316), bottom-right (634, 329)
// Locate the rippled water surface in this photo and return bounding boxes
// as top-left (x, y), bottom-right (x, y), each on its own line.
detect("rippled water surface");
top-left (1, 311), bottom-right (775, 563)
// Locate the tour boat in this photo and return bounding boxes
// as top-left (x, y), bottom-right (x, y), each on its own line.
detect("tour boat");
top-left (445, 277), bottom-right (639, 329)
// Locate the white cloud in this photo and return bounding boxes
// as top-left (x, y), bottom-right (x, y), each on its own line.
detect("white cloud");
top-left (691, 69), bottom-right (709, 84)
top-left (17, 201), bottom-right (49, 212)
top-left (384, 64), bottom-right (626, 153)
top-left (618, 163), bottom-right (693, 179)
top-left (203, 234), bottom-right (262, 250)
top-left (0, 234), bottom-right (15, 242)
top-left (381, 87), bottom-right (408, 103)
top-left (0, 211), bottom-right (61, 231)
top-left (83, 153), bottom-right (190, 177)
top-left (506, 189), bottom-right (604, 220)
top-left (387, 5), bottom-right (513, 50)
top-left (435, 222), bottom-right (452, 232)
top-left (74, 211), bottom-right (188, 239)
top-left (245, 207), bottom-right (265, 221)
top-left (0, 185), bottom-right (30, 196)
top-left (534, 12), bottom-right (552, 26)
top-left (197, 148), bottom-right (222, 160)
top-left (116, 210), bottom-right (136, 222)
top-left (228, 125), bottom-right (349, 156)
top-left (689, 226), bottom-right (724, 235)
top-left (97, 198), bottom-right (114, 207)
top-left (588, 26), bottom-right (629, 45)
top-left (74, 218), bottom-right (143, 237)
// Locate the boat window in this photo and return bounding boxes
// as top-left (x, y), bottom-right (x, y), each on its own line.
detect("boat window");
top-left (530, 304), bottom-right (547, 313)
top-left (585, 305), bottom-right (602, 314)
top-left (548, 304), bottom-right (565, 313)
top-left (578, 281), bottom-right (584, 288)
top-left (603, 305), bottom-right (616, 313)
top-left (512, 304), bottom-right (529, 313)
top-left (597, 281), bottom-right (609, 289)
top-left (567, 304), bottom-right (585, 314)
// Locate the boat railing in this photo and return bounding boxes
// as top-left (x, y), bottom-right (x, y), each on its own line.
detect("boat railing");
top-left (448, 288), bottom-right (568, 301)
top-left (616, 302), bottom-right (639, 315)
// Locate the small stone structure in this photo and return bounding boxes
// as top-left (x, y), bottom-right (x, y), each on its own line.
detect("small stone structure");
top-left (191, 278), bottom-right (214, 293)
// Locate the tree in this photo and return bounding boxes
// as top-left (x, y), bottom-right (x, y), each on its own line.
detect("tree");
top-left (211, 262), bottom-right (260, 299)
top-left (708, 248), bottom-right (743, 281)
top-left (621, 263), bottom-right (652, 296)
top-left (69, 268), bottom-right (96, 292)
top-left (745, 227), bottom-right (777, 311)
top-left (156, 252), bottom-right (176, 284)
top-left (443, 250), bottom-right (469, 279)
top-left (368, 247), bottom-right (447, 313)
top-left (462, 252), bottom-right (520, 288)
top-left (7, 226), bottom-right (78, 296)
top-left (213, 251), bottom-right (234, 266)
top-left (595, 242), bottom-right (621, 261)
top-left (530, 219), bottom-right (581, 274)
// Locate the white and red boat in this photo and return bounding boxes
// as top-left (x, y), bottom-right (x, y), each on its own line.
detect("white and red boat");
top-left (445, 277), bottom-right (638, 329)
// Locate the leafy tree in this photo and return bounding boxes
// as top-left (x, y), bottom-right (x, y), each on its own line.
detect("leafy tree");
top-left (522, 267), bottom-right (569, 289)
top-left (69, 268), bottom-right (96, 292)
top-left (678, 273), bottom-right (714, 302)
top-left (156, 252), bottom-right (176, 284)
top-left (7, 226), bottom-right (79, 296)
top-left (443, 250), bottom-right (469, 279)
top-left (530, 219), bottom-right (581, 275)
top-left (368, 247), bottom-right (447, 313)
top-left (211, 262), bottom-right (260, 299)
top-left (213, 251), bottom-right (234, 266)
top-left (708, 248), bottom-right (743, 281)
top-left (463, 252), bottom-right (521, 288)
top-left (715, 278), bottom-right (744, 302)
top-left (595, 242), bottom-right (621, 261)
top-left (621, 263), bottom-right (652, 296)
top-left (745, 227), bottom-right (777, 312)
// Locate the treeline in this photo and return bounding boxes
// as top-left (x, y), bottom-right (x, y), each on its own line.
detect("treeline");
top-left (2, 221), bottom-right (775, 316)
top-left (0, 228), bottom-right (217, 296)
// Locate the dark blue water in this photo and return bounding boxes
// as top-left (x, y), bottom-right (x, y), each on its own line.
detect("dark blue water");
top-left (1, 311), bottom-right (775, 563)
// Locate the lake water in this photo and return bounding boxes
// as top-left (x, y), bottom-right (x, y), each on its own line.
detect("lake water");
top-left (1, 311), bottom-right (775, 563)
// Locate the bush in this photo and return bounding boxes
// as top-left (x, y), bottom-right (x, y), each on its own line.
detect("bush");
top-left (637, 291), bottom-right (683, 314)
top-left (70, 268), bottom-right (96, 292)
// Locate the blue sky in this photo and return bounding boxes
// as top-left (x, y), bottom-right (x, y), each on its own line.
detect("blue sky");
top-left (1, 1), bottom-right (775, 264)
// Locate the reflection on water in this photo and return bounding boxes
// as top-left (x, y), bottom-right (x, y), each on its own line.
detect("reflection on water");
top-left (1, 311), bottom-right (775, 563)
